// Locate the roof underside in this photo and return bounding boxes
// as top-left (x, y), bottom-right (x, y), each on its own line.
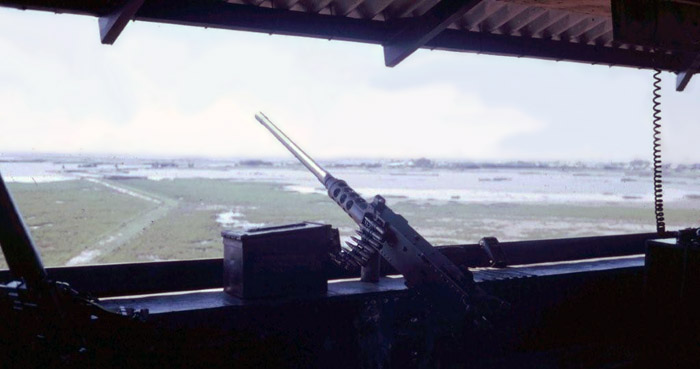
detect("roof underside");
top-left (1, 0), bottom-right (699, 81)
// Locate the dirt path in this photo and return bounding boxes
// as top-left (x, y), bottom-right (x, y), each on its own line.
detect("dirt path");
top-left (65, 179), bottom-right (178, 266)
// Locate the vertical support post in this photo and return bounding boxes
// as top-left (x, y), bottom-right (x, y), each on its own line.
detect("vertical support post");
top-left (0, 172), bottom-right (47, 289)
top-left (361, 252), bottom-right (380, 283)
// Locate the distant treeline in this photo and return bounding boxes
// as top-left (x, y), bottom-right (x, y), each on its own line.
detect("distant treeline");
top-left (5, 155), bottom-right (700, 172)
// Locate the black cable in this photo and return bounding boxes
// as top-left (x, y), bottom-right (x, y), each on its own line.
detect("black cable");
top-left (652, 69), bottom-right (665, 234)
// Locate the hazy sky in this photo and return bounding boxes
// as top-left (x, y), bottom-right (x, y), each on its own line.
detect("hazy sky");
top-left (1, 8), bottom-right (699, 162)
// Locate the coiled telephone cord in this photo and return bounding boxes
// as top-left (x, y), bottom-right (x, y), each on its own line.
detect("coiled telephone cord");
top-left (652, 69), bottom-right (665, 234)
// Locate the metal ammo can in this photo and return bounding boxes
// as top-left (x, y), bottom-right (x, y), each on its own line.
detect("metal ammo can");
top-left (222, 222), bottom-right (339, 299)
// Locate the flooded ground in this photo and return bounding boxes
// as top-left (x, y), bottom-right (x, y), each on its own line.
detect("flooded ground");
top-left (0, 156), bottom-right (698, 267)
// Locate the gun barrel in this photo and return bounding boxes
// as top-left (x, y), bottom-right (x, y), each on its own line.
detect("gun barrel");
top-left (255, 112), bottom-right (329, 184)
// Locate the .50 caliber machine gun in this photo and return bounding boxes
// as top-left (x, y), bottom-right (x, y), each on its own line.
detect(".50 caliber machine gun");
top-left (255, 112), bottom-right (504, 318)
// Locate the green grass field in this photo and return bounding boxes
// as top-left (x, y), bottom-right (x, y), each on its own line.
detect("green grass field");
top-left (3, 180), bottom-right (156, 266)
top-left (1, 178), bottom-right (698, 268)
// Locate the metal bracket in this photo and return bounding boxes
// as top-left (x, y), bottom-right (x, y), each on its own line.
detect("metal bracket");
top-left (98, 0), bottom-right (146, 45)
top-left (479, 237), bottom-right (507, 268)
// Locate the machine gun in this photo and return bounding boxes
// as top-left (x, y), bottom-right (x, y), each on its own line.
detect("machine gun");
top-left (255, 112), bottom-right (503, 316)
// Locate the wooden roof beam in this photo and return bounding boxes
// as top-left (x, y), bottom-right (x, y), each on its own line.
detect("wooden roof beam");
top-left (383, 0), bottom-right (484, 67)
top-left (98, 0), bottom-right (145, 45)
top-left (541, 14), bottom-right (579, 39)
top-left (270, 0), bottom-right (293, 10)
top-left (299, 0), bottom-right (333, 13)
top-left (242, 0), bottom-right (267, 6)
top-left (676, 70), bottom-right (693, 91)
top-left (481, 4), bottom-right (529, 33)
top-left (500, 0), bottom-right (611, 17)
top-left (385, 0), bottom-right (425, 19)
top-left (559, 17), bottom-right (605, 41)
top-left (676, 54), bottom-right (700, 91)
top-left (461, 1), bottom-right (504, 31)
top-left (333, 0), bottom-right (365, 16)
top-left (499, 6), bottom-right (547, 35)
top-left (352, 0), bottom-right (393, 19)
top-left (518, 10), bottom-right (567, 37)
top-left (578, 20), bottom-right (610, 44)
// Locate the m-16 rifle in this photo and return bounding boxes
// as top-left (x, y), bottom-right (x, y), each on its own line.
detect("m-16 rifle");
top-left (255, 112), bottom-right (502, 317)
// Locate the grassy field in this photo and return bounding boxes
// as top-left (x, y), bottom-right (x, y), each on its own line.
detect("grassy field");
top-left (1, 178), bottom-right (698, 268)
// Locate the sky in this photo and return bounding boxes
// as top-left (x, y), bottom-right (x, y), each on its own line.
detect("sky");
top-left (1, 8), bottom-right (699, 162)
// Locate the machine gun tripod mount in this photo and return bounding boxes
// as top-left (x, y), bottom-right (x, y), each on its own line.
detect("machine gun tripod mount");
top-left (255, 112), bottom-right (505, 319)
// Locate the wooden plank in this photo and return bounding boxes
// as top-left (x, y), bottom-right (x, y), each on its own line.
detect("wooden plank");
top-left (499, 6), bottom-right (547, 34)
top-left (578, 19), bottom-right (610, 44)
top-left (482, 4), bottom-right (527, 32)
top-left (559, 17), bottom-right (605, 41)
top-left (0, 233), bottom-right (660, 298)
top-left (518, 10), bottom-right (567, 36)
top-left (461, 1), bottom-right (504, 31)
top-left (500, 0), bottom-right (611, 16)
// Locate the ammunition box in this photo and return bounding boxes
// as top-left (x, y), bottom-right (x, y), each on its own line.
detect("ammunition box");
top-left (222, 222), bottom-right (338, 299)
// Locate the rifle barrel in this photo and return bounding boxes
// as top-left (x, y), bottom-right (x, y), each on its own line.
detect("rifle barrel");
top-left (255, 112), bottom-right (329, 184)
